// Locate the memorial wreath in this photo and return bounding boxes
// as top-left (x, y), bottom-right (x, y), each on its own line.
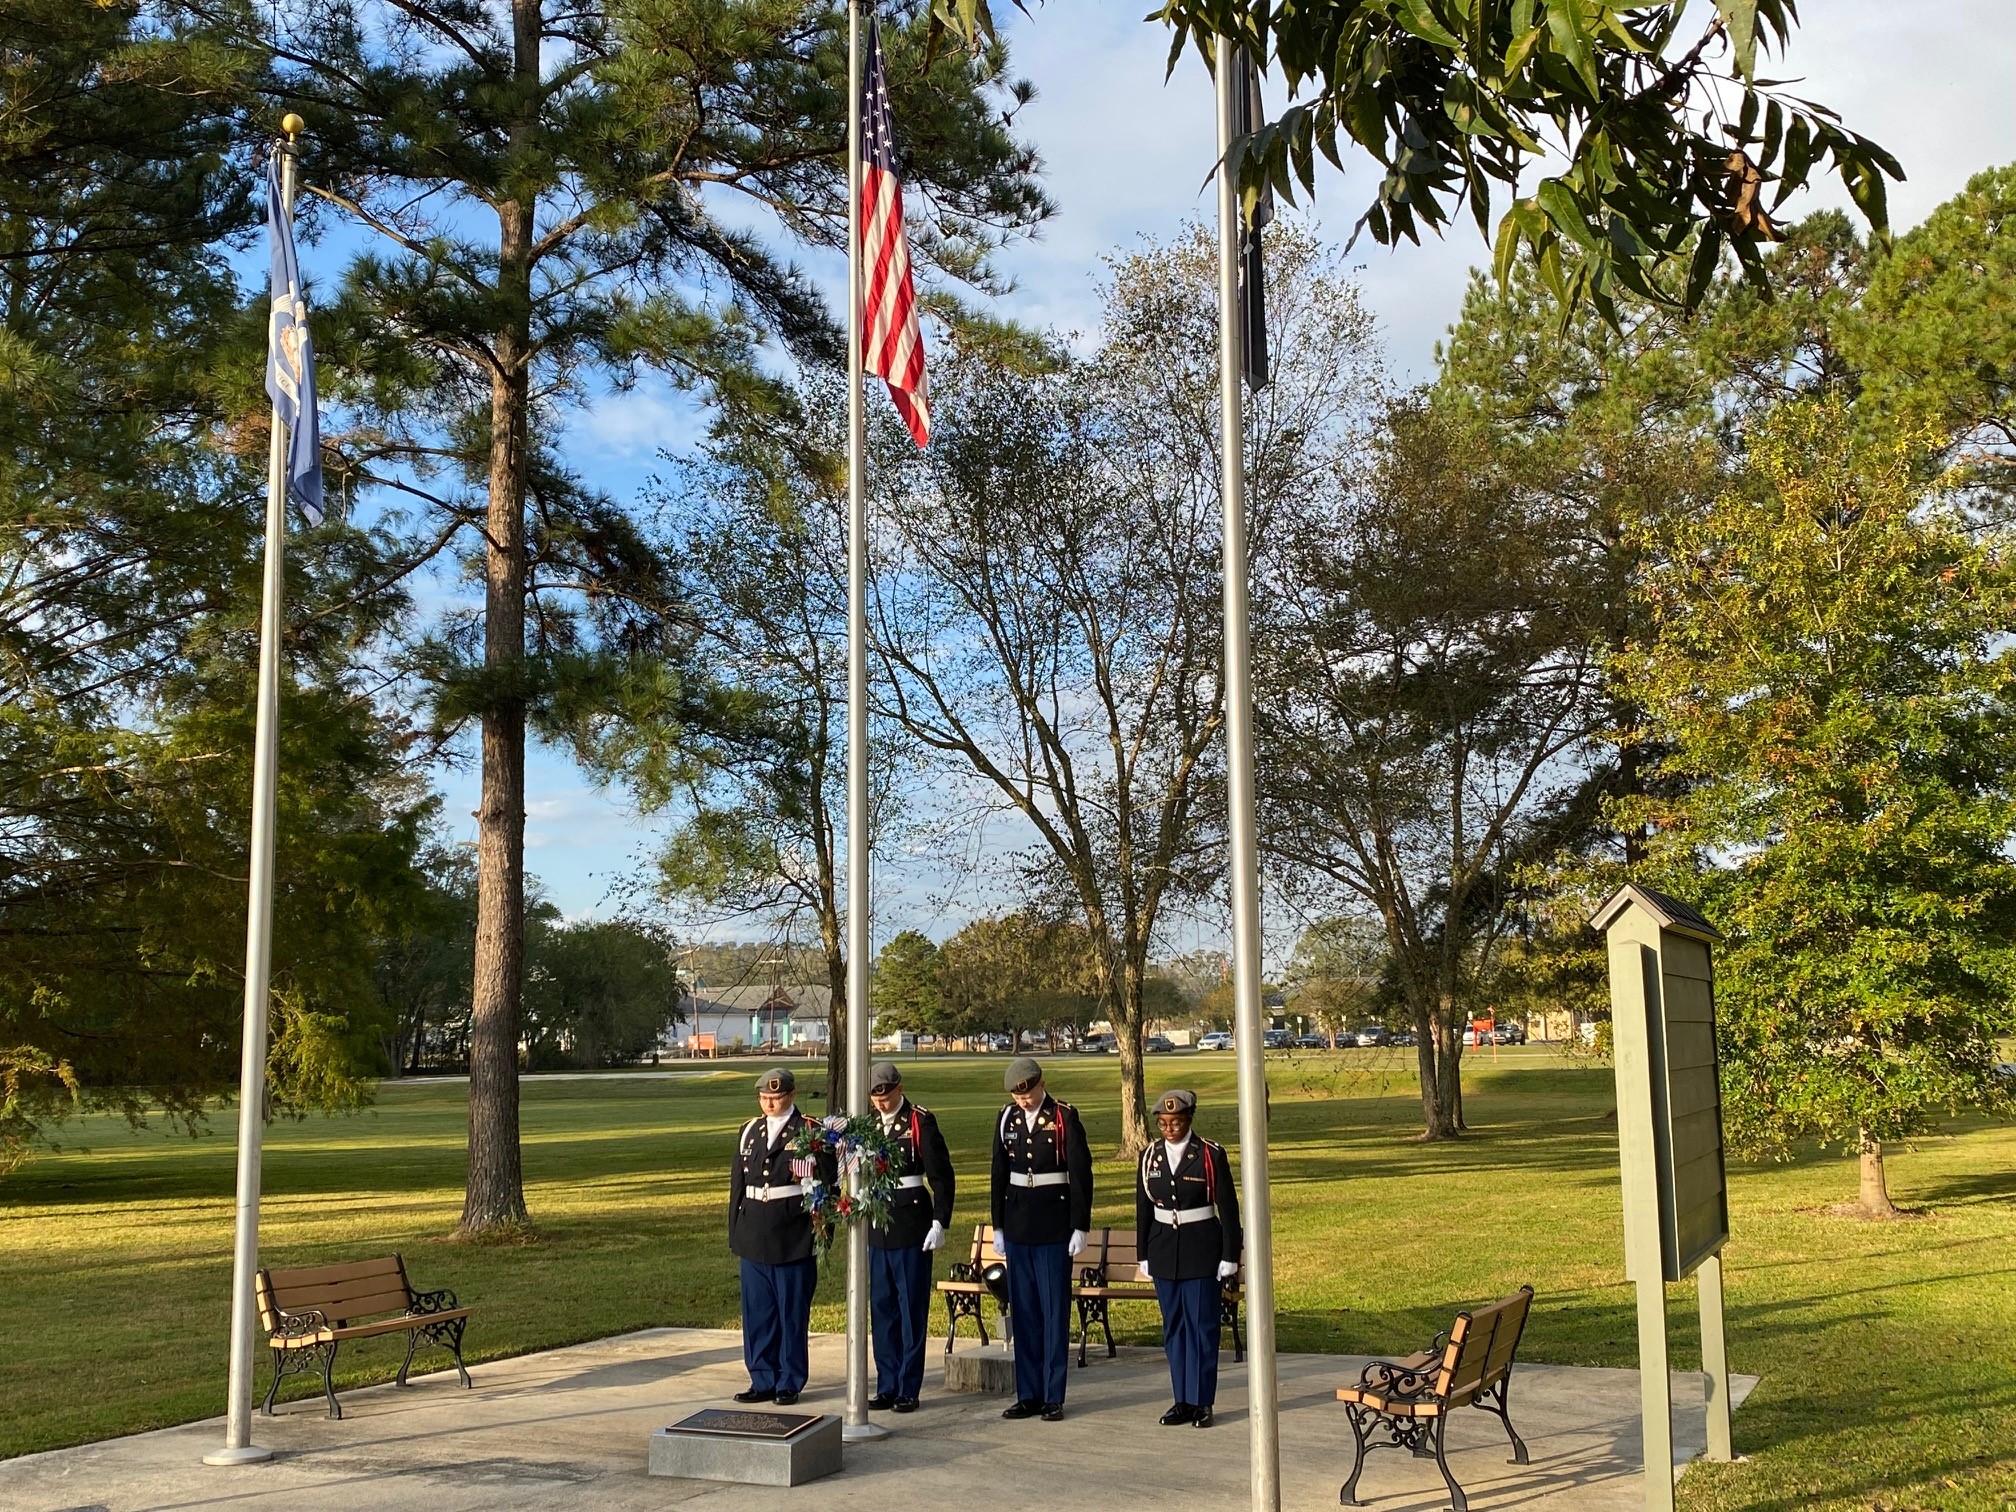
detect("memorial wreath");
top-left (789, 1114), bottom-right (904, 1259)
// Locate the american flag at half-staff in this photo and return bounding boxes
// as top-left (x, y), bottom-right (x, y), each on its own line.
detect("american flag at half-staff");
top-left (859, 15), bottom-right (930, 447)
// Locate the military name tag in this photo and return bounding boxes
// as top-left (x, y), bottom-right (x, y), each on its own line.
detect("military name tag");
top-left (670, 1408), bottom-right (823, 1439)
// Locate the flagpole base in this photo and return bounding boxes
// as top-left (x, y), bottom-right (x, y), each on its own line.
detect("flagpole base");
top-left (203, 1444), bottom-right (275, 1466)
top-left (842, 1419), bottom-right (891, 1443)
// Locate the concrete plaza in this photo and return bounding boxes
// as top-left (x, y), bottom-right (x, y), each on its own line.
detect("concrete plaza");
top-left (0, 1327), bottom-right (1755, 1512)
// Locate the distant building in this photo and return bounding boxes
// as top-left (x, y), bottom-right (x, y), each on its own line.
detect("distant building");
top-left (677, 984), bottom-right (832, 1053)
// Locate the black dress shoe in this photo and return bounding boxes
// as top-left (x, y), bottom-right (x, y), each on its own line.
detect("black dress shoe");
top-left (773, 1390), bottom-right (800, 1406)
top-left (1192, 1408), bottom-right (1215, 1428)
top-left (733, 1387), bottom-right (775, 1404)
top-left (868, 1393), bottom-right (897, 1411)
top-left (1001, 1399), bottom-right (1041, 1419)
top-left (1160, 1403), bottom-right (1196, 1426)
top-left (893, 1398), bottom-right (920, 1413)
top-left (1040, 1402), bottom-right (1065, 1421)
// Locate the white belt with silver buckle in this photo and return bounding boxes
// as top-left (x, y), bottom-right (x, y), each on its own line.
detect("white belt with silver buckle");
top-left (1008, 1171), bottom-right (1069, 1188)
top-left (745, 1183), bottom-right (805, 1200)
top-left (1153, 1205), bottom-right (1216, 1226)
top-left (895, 1175), bottom-right (928, 1190)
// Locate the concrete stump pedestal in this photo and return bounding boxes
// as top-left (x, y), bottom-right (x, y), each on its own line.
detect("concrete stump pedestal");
top-left (648, 1409), bottom-right (842, 1486)
top-left (944, 1345), bottom-right (1017, 1394)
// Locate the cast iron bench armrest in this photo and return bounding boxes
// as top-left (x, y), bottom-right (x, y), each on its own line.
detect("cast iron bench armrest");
top-left (1358, 1356), bottom-right (1438, 1398)
top-left (406, 1286), bottom-right (460, 1315)
top-left (271, 1307), bottom-right (329, 1342)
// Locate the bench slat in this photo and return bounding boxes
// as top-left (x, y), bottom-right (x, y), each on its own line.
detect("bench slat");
top-left (264, 1256), bottom-right (405, 1290)
top-left (275, 1285), bottom-right (416, 1322)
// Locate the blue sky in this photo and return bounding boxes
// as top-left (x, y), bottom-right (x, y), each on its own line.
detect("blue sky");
top-left (410, 1), bottom-right (2016, 946)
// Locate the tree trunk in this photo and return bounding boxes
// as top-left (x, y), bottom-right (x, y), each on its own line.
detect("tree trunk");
top-left (462, 349), bottom-right (529, 1232)
top-left (460, 30), bottom-right (538, 1234)
top-left (1107, 945), bottom-right (1150, 1155)
top-left (1411, 990), bottom-right (1462, 1141)
top-left (824, 938), bottom-right (847, 1112)
top-left (1858, 1130), bottom-right (1898, 1217)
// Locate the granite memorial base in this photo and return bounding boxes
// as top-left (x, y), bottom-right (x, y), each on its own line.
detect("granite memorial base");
top-left (943, 1344), bottom-right (1017, 1394)
top-left (648, 1407), bottom-right (843, 1486)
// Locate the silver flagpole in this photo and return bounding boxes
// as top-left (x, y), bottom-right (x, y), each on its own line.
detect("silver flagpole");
top-left (1216, 42), bottom-right (1281, 1512)
top-left (842, 0), bottom-right (886, 1446)
top-left (206, 112), bottom-right (304, 1469)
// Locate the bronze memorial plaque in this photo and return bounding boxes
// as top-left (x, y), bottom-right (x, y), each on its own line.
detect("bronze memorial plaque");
top-left (669, 1408), bottom-right (823, 1439)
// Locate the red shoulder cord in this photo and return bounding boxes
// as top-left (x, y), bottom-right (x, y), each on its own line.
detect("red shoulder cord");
top-left (1053, 1103), bottom-right (1068, 1165)
top-left (910, 1105), bottom-right (922, 1154)
top-left (1202, 1141), bottom-right (1216, 1206)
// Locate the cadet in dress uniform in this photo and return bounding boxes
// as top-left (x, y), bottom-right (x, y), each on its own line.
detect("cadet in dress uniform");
top-left (728, 1067), bottom-right (832, 1405)
top-left (865, 1060), bottom-right (955, 1412)
top-left (990, 1057), bottom-right (1093, 1421)
top-left (1135, 1089), bottom-right (1242, 1427)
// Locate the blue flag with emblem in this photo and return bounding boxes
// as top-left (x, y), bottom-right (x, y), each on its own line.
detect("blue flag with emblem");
top-left (265, 152), bottom-right (323, 526)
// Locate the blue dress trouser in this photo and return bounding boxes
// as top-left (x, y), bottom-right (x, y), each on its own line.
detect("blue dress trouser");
top-left (1004, 1238), bottom-right (1072, 1405)
top-left (1155, 1274), bottom-right (1223, 1408)
top-left (740, 1257), bottom-right (816, 1393)
top-left (870, 1245), bottom-right (932, 1399)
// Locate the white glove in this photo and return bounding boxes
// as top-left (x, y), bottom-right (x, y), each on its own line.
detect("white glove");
top-left (991, 1231), bottom-right (1007, 1258)
top-left (1067, 1229), bottom-right (1087, 1258)
top-left (1136, 1260), bottom-right (1152, 1282)
top-left (1217, 1261), bottom-right (1239, 1281)
top-left (922, 1220), bottom-right (946, 1252)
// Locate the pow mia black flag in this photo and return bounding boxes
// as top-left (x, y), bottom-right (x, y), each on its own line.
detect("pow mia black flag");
top-left (1231, 48), bottom-right (1273, 392)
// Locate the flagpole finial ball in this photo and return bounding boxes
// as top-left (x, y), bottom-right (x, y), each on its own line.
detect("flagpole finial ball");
top-left (281, 113), bottom-right (305, 139)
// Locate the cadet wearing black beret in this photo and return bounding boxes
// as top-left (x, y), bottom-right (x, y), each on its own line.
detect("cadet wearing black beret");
top-left (729, 1067), bottom-right (831, 1405)
top-left (990, 1057), bottom-right (1093, 1421)
top-left (1135, 1088), bottom-right (1241, 1427)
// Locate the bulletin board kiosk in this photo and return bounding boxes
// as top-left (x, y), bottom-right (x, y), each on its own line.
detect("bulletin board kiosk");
top-left (1590, 883), bottom-right (1735, 1511)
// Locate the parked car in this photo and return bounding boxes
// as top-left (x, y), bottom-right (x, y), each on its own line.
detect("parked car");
top-left (1492, 1023), bottom-right (1527, 1045)
top-left (1290, 1032), bottom-right (1328, 1049)
top-left (1079, 1033), bottom-right (1117, 1055)
top-left (1351, 1025), bottom-right (1388, 1047)
top-left (1144, 1034), bottom-right (1177, 1054)
top-left (1262, 1029), bottom-right (1290, 1050)
top-left (1993, 1061), bottom-right (2016, 1083)
top-left (1197, 1031), bottom-right (1234, 1052)
top-left (1389, 1030), bottom-right (1417, 1047)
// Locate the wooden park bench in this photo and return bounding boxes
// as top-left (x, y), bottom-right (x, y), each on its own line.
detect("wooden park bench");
top-left (936, 1223), bottom-right (1244, 1368)
top-left (1335, 1286), bottom-right (1534, 1512)
top-left (1072, 1227), bottom-right (1244, 1367)
top-left (257, 1254), bottom-right (474, 1419)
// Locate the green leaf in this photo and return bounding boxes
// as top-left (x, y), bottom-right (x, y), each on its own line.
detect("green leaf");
top-left (1545, 2), bottom-right (1599, 96)
top-left (1715, 0), bottom-right (1760, 78)
top-left (1394, 0), bottom-right (1463, 50)
top-left (1492, 203), bottom-right (1523, 288)
top-left (1500, 23), bottom-right (1546, 80)
top-left (1683, 223), bottom-right (1722, 314)
top-left (1537, 178), bottom-right (1600, 253)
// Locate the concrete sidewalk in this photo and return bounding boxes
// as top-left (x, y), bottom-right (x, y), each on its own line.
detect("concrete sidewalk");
top-left (0, 1328), bottom-right (1755, 1512)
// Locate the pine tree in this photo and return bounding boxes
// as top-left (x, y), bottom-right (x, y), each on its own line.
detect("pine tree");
top-left (201, 0), bottom-right (1048, 1231)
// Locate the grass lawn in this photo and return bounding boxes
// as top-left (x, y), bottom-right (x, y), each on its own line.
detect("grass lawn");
top-left (2, 1050), bottom-right (2011, 1510)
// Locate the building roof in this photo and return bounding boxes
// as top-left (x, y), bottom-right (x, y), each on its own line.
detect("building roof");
top-left (690, 984), bottom-right (832, 1022)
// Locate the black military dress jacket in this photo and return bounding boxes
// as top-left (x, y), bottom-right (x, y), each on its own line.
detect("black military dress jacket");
top-left (729, 1108), bottom-right (833, 1266)
top-left (990, 1095), bottom-right (1093, 1246)
top-left (867, 1098), bottom-right (956, 1250)
top-left (1135, 1136), bottom-right (1242, 1282)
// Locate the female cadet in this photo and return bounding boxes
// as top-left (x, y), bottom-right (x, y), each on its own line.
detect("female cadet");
top-left (1134, 1088), bottom-right (1242, 1427)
